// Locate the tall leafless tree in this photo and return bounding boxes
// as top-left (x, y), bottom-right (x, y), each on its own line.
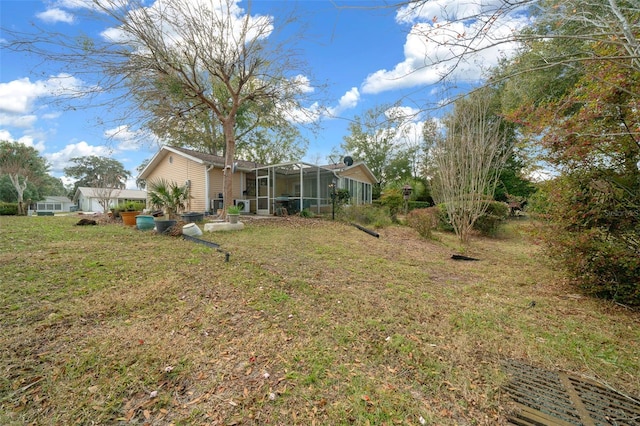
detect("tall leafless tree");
top-left (431, 90), bottom-right (510, 242)
top-left (4, 0), bottom-right (317, 215)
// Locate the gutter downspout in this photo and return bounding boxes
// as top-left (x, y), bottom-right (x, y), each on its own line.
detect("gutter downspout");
top-left (206, 165), bottom-right (214, 214)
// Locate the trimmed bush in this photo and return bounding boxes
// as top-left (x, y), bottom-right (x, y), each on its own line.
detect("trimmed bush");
top-left (408, 201), bottom-right (432, 211)
top-left (406, 207), bottom-right (439, 239)
top-left (0, 202), bottom-right (19, 215)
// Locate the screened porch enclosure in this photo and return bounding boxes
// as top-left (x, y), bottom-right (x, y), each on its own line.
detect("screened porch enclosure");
top-left (255, 162), bottom-right (337, 215)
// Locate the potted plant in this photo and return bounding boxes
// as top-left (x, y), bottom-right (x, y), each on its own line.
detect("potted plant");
top-left (118, 201), bottom-right (145, 226)
top-left (147, 178), bottom-right (190, 234)
top-left (227, 205), bottom-right (241, 224)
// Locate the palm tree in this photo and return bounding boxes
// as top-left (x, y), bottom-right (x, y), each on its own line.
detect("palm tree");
top-left (147, 178), bottom-right (190, 219)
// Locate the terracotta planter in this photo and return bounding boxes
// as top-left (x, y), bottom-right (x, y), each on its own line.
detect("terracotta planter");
top-left (121, 210), bottom-right (141, 226)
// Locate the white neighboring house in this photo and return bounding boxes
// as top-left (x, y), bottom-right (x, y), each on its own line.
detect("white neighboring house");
top-left (35, 196), bottom-right (75, 213)
top-left (73, 187), bottom-right (147, 213)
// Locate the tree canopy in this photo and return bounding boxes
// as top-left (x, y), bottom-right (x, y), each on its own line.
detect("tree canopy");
top-left (342, 104), bottom-right (418, 197)
top-left (0, 141), bottom-right (51, 214)
top-left (64, 156), bottom-right (131, 195)
top-left (490, 0), bottom-right (640, 304)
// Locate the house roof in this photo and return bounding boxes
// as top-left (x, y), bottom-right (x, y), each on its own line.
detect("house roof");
top-left (137, 145), bottom-right (378, 183)
top-left (73, 187), bottom-right (147, 202)
top-left (322, 161), bottom-right (379, 183)
top-left (138, 145), bottom-right (264, 180)
top-left (44, 196), bottom-right (72, 203)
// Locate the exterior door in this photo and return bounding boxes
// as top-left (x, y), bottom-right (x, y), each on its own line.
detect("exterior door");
top-left (257, 173), bottom-right (270, 215)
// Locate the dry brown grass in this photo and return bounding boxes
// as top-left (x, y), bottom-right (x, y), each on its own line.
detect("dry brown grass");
top-left (1, 214), bottom-right (638, 425)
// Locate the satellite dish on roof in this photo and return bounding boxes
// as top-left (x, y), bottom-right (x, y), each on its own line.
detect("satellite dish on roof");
top-left (343, 156), bottom-right (353, 166)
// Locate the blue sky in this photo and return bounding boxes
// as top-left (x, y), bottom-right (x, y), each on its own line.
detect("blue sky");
top-left (0, 0), bottom-right (528, 188)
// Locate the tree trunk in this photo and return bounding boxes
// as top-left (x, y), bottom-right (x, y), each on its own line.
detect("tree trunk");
top-left (9, 174), bottom-right (28, 215)
top-left (222, 118), bottom-right (237, 218)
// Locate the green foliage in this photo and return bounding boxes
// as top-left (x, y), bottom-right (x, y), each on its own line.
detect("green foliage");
top-left (406, 208), bottom-right (439, 239)
top-left (335, 188), bottom-right (351, 205)
top-left (408, 201), bottom-right (432, 211)
top-left (0, 140), bottom-right (51, 213)
top-left (436, 202), bottom-right (509, 237)
top-left (495, 155), bottom-right (537, 202)
top-left (473, 201), bottom-right (509, 237)
top-left (527, 182), bottom-right (552, 217)
top-left (227, 205), bottom-right (241, 215)
top-left (536, 171), bottom-right (640, 305)
top-left (545, 226), bottom-right (640, 305)
top-left (338, 204), bottom-right (392, 228)
top-left (494, 0), bottom-right (640, 304)
top-left (299, 209), bottom-right (314, 218)
top-left (0, 202), bottom-right (18, 215)
top-left (436, 203), bottom-right (454, 232)
top-left (117, 200), bottom-right (146, 212)
top-left (147, 178), bottom-right (190, 219)
top-left (341, 104), bottom-right (409, 193)
top-left (379, 188), bottom-right (403, 216)
top-left (64, 156), bottom-right (131, 196)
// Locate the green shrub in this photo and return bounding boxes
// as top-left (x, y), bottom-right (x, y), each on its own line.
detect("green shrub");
top-left (338, 204), bottom-right (392, 228)
top-left (538, 172), bottom-right (640, 306)
top-left (0, 202), bottom-right (18, 215)
top-left (406, 207), bottom-right (439, 239)
top-left (435, 201), bottom-right (509, 237)
top-left (299, 209), bottom-right (314, 218)
top-left (435, 203), bottom-right (454, 232)
top-left (408, 201), bottom-right (432, 211)
top-left (379, 189), bottom-right (404, 217)
top-left (473, 201), bottom-right (509, 236)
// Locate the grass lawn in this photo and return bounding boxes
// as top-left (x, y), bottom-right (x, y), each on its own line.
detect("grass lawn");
top-left (1, 214), bottom-right (638, 425)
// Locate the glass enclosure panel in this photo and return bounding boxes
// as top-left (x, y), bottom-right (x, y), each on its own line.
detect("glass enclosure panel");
top-left (258, 197), bottom-right (269, 210)
top-left (258, 178), bottom-right (268, 197)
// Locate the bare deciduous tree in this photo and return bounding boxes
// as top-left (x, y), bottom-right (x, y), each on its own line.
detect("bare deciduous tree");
top-left (4, 0), bottom-right (316, 215)
top-left (99, 0), bottom-right (316, 213)
top-left (431, 90), bottom-right (510, 242)
top-left (94, 187), bottom-right (122, 214)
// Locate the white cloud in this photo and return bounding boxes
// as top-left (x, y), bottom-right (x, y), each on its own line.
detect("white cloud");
top-left (326, 87), bottom-right (360, 117)
top-left (42, 111), bottom-right (63, 120)
top-left (103, 125), bottom-right (148, 151)
top-left (100, 0), bottom-right (273, 53)
top-left (0, 78), bottom-right (48, 114)
top-left (0, 74), bottom-right (87, 115)
top-left (395, 0), bottom-right (512, 25)
top-left (45, 141), bottom-right (111, 173)
top-left (0, 130), bottom-right (46, 152)
top-left (37, 8), bottom-right (75, 24)
top-left (16, 135), bottom-right (47, 152)
top-left (291, 75), bottom-right (315, 94)
top-left (0, 129), bottom-right (12, 141)
top-left (0, 113), bottom-right (38, 128)
top-left (362, 1), bottom-right (530, 94)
